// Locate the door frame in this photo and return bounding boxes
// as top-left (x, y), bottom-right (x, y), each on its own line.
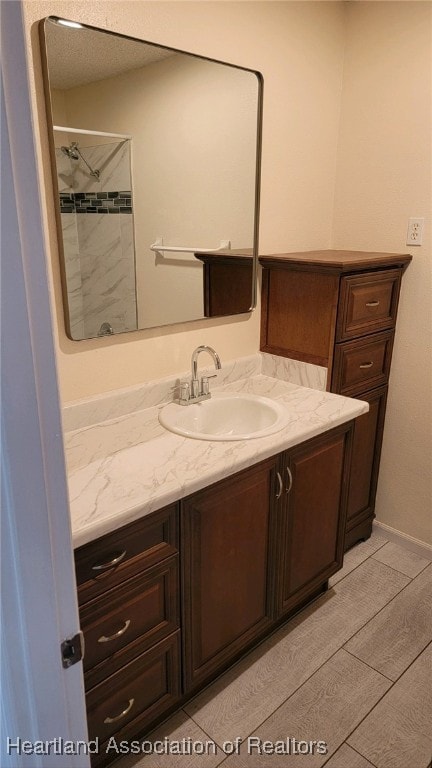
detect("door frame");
top-left (1, 3), bottom-right (89, 765)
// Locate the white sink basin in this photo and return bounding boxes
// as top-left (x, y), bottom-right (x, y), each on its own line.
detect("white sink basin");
top-left (159, 392), bottom-right (288, 441)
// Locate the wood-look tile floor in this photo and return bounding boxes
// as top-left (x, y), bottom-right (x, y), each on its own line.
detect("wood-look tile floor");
top-left (113, 531), bottom-right (432, 768)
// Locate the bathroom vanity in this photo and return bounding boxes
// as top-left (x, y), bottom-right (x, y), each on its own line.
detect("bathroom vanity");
top-left (260, 250), bottom-right (412, 549)
top-left (66, 368), bottom-right (367, 765)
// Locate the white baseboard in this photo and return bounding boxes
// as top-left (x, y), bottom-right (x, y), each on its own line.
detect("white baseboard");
top-left (373, 521), bottom-right (432, 561)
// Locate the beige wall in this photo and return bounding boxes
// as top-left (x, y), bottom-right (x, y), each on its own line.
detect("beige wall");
top-left (333, 1), bottom-right (432, 545)
top-left (24, 0), bottom-right (346, 399)
top-left (24, 2), bottom-right (431, 544)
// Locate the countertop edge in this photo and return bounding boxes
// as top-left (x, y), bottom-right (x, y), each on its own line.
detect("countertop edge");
top-left (70, 380), bottom-right (368, 549)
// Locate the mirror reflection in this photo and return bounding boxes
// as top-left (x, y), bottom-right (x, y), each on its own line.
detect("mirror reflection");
top-left (41, 18), bottom-right (262, 340)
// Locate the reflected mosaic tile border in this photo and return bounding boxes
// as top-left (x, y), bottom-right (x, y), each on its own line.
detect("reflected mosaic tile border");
top-left (60, 191), bottom-right (133, 214)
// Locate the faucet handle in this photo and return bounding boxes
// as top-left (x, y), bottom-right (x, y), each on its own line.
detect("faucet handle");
top-left (201, 374), bottom-right (218, 396)
top-left (179, 382), bottom-right (190, 403)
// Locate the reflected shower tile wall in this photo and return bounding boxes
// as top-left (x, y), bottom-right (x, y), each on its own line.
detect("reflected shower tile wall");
top-left (77, 213), bottom-right (137, 337)
top-left (56, 140), bottom-right (137, 338)
top-left (61, 213), bottom-right (85, 339)
top-left (120, 216), bottom-right (138, 331)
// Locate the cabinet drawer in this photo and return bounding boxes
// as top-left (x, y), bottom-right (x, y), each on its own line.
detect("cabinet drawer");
top-left (86, 631), bottom-right (180, 747)
top-left (81, 558), bottom-right (179, 688)
top-left (75, 504), bottom-right (178, 604)
top-left (337, 269), bottom-right (401, 341)
top-left (331, 330), bottom-right (394, 396)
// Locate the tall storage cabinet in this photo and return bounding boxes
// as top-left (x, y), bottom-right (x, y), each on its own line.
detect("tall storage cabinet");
top-left (259, 250), bottom-right (412, 548)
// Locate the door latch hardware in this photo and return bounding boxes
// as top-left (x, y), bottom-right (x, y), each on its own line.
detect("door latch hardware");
top-left (61, 631), bottom-right (85, 668)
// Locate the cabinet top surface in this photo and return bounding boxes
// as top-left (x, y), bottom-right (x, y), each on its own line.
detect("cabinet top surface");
top-left (259, 250), bottom-right (412, 272)
top-left (195, 249), bottom-right (253, 264)
top-left (66, 374), bottom-right (368, 549)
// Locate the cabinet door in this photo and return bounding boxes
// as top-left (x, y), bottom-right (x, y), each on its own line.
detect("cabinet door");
top-left (277, 425), bottom-right (352, 616)
top-left (345, 386), bottom-right (388, 549)
top-left (182, 456), bottom-right (279, 691)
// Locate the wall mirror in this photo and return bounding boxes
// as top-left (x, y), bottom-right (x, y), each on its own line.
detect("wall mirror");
top-left (40, 17), bottom-right (263, 340)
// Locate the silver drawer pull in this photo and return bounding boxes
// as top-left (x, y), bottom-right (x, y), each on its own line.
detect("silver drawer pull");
top-left (91, 550), bottom-right (127, 571)
top-left (98, 619), bottom-right (131, 643)
top-left (365, 300), bottom-right (380, 307)
top-left (359, 362), bottom-right (374, 369)
top-left (103, 698), bottom-right (135, 724)
top-left (275, 471), bottom-right (283, 499)
top-left (285, 467), bottom-right (293, 494)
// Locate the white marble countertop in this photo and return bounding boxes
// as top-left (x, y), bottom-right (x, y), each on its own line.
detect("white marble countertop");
top-left (66, 373), bottom-right (368, 549)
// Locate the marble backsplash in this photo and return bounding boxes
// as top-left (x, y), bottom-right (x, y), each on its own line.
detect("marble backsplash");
top-left (62, 353), bottom-right (328, 434)
top-left (261, 353), bottom-right (328, 391)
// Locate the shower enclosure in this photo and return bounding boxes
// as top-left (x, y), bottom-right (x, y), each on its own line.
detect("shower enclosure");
top-left (54, 126), bottom-right (138, 340)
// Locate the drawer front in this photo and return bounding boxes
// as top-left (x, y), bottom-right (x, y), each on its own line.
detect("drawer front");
top-left (81, 558), bottom-right (179, 686)
top-left (86, 631), bottom-right (180, 746)
top-left (337, 269), bottom-right (401, 341)
top-left (331, 330), bottom-right (394, 396)
top-left (75, 504), bottom-right (178, 604)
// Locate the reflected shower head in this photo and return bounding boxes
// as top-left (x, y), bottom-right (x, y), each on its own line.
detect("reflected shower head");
top-left (60, 142), bottom-right (100, 179)
top-left (61, 144), bottom-right (80, 160)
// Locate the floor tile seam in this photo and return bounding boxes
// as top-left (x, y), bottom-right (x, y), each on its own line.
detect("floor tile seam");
top-left (344, 631), bottom-right (432, 685)
top-left (185, 577), bottom-right (411, 749)
top-left (337, 536), bottom-right (431, 588)
top-left (345, 640), bottom-right (432, 752)
top-left (383, 638), bottom-right (432, 690)
top-left (330, 539), bottom-right (389, 587)
top-left (339, 567), bottom-right (413, 647)
top-left (186, 642), bottom-right (350, 757)
top-left (343, 679), bottom-right (403, 755)
top-left (370, 554), bottom-right (431, 580)
top-left (189, 641), bottom-right (432, 767)
top-left (184, 711), bottom-right (226, 752)
top-left (342, 648), bottom-right (395, 683)
top-left (320, 741), bottom-right (379, 768)
top-left (232, 647), bottom-right (390, 768)
top-left (220, 646), bottom-right (389, 752)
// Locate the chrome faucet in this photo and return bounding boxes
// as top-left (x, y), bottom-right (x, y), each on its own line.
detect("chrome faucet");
top-left (178, 345), bottom-right (222, 405)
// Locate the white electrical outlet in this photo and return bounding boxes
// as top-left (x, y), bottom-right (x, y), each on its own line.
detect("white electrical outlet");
top-left (406, 217), bottom-right (424, 246)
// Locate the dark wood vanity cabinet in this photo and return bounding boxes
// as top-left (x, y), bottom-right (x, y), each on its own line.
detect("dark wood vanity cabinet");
top-left (260, 250), bottom-right (412, 548)
top-left (74, 504), bottom-right (181, 767)
top-left (74, 422), bottom-right (353, 763)
top-left (181, 422), bottom-right (353, 692)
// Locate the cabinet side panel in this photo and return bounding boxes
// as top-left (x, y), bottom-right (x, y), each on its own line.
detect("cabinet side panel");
top-left (262, 270), bottom-right (339, 365)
